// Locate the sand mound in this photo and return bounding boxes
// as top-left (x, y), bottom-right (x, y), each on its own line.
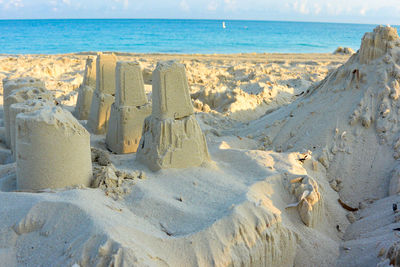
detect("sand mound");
top-left (240, 25), bottom-right (400, 206)
top-left (333, 47), bottom-right (355, 55)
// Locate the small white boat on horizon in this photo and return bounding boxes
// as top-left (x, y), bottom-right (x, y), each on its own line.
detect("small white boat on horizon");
top-left (222, 21), bottom-right (226, 29)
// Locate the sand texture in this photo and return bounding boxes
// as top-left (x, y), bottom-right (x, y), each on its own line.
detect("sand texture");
top-left (2, 26), bottom-right (400, 266)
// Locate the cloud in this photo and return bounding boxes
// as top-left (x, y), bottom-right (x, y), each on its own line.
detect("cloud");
top-left (313, 3), bottom-right (321, 15)
top-left (179, 0), bottom-right (189, 12)
top-left (293, 0), bottom-right (310, 15)
top-left (62, 0), bottom-right (71, 5)
top-left (123, 0), bottom-right (128, 9)
top-left (223, 0), bottom-right (237, 11)
top-left (207, 1), bottom-right (218, 11)
top-left (3, 0), bottom-right (24, 9)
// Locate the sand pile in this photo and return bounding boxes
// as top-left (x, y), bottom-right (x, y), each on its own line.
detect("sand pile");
top-left (241, 26), bottom-right (400, 205)
top-left (235, 25), bottom-right (400, 265)
top-left (334, 47), bottom-right (355, 55)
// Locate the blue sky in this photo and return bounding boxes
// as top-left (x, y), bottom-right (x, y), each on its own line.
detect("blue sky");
top-left (0, 0), bottom-right (399, 25)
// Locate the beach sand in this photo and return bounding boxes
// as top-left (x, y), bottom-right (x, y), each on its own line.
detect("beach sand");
top-left (0, 31), bottom-right (399, 267)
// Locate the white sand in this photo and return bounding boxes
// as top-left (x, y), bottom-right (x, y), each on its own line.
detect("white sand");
top-left (1, 26), bottom-right (399, 266)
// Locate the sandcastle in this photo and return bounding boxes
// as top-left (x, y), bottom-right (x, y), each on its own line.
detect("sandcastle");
top-left (137, 61), bottom-right (209, 171)
top-left (87, 53), bottom-right (117, 134)
top-left (106, 61), bottom-right (151, 154)
top-left (74, 57), bottom-right (97, 120)
top-left (16, 106), bottom-right (92, 190)
top-left (359, 25), bottom-right (399, 64)
top-left (9, 99), bottom-right (54, 159)
top-left (5, 87), bottom-right (53, 151)
top-left (2, 77), bottom-right (46, 148)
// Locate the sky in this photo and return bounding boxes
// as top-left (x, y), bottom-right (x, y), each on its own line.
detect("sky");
top-left (0, 0), bottom-right (399, 25)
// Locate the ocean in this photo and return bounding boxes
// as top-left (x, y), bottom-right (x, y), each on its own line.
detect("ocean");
top-left (0, 19), bottom-right (398, 54)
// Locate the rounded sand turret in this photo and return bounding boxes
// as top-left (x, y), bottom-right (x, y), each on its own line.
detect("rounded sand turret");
top-left (2, 78), bottom-right (46, 148)
top-left (16, 106), bottom-right (92, 190)
top-left (9, 99), bottom-right (54, 159)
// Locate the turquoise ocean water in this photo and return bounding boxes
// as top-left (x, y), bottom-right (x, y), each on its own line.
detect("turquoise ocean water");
top-left (0, 19), bottom-right (398, 54)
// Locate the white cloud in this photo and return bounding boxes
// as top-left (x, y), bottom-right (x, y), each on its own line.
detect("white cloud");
top-left (123, 0), bottom-right (128, 9)
top-left (360, 8), bottom-right (366, 16)
top-left (207, 1), bottom-right (218, 11)
top-left (4, 0), bottom-right (24, 9)
top-left (313, 3), bottom-right (321, 15)
top-left (293, 0), bottom-right (309, 15)
top-left (62, 0), bottom-right (71, 5)
top-left (223, 0), bottom-right (237, 11)
top-left (179, 0), bottom-right (189, 11)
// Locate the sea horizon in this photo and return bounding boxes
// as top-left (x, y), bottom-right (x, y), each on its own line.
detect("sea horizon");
top-left (0, 18), bottom-right (399, 55)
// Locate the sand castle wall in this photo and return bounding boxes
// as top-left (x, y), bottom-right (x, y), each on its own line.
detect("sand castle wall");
top-left (74, 57), bottom-right (97, 120)
top-left (9, 99), bottom-right (54, 160)
top-left (87, 53), bottom-right (117, 134)
top-left (137, 61), bottom-right (209, 170)
top-left (106, 61), bottom-right (151, 154)
top-left (2, 77), bottom-right (45, 147)
top-left (16, 106), bottom-right (92, 190)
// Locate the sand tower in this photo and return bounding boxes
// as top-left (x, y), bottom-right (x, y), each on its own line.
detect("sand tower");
top-left (136, 61), bottom-right (209, 171)
top-left (4, 87), bottom-right (53, 149)
top-left (16, 106), bottom-right (92, 190)
top-left (2, 77), bottom-right (45, 148)
top-left (106, 61), bottom-right (151, 154)
top-left (87, 53), bottom-right (117, 134)
top-left (359, 25), bottom-right (399, 64)
top-left (9, 99), bottom-right (54, 159)
top-left (74, 56), bottom-right (97, 120)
